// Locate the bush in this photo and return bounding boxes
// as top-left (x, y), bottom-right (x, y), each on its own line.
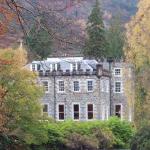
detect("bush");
top-left (107, 117), bottom-right (135, 148)
top-left (65, 132), bottom-right (98, 150)
top-left (3, 117), bottom-right (134, 150)
top-left (131, 125), bottom-right (150, 150)
top-left (0, 134), bottom-right (27, 150)
top-left (57, 120), bottom-right (115, 150)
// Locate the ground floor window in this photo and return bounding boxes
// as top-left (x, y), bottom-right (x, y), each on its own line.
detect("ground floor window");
top-left (58, 104), bottom-right (65, 120)
top-left (43, 104), bottom-right (48, 116)
top-left (73, 104), bottom-right (79, 120)
top-left (87, 104), bottom-right (94, 120)
top-left (115, 105), bottom-right (121, 118)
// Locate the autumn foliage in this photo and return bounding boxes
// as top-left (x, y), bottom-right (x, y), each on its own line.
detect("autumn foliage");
top-left (0, 0), bottom-right (16, 35)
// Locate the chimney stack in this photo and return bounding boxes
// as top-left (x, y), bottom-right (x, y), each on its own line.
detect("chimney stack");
top-left (96, 64), bottom-right (103, 78)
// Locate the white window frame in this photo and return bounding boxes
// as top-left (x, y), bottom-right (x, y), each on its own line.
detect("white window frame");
top-left (114, 68), bottom-right (122, 77)
top-left (70, 62), bottom-right (81, 71)
top-left (73, 80), bottom-right (80, 92)
top-left (72, 103), bottom-right (80, 121)
top-left (51, 63), bottom-right (58, 71)
top-left (86, 103), bottom-right (94, 121)
top-left (57, 80), bottom-right (65, 93)
top-left (57, 103), bottom-right (65, 121)
top-left (114, 81), bottom-right (123, 93)
top-left (114, 104), bottom-right (123, 120)
top-left (42, 103), bottom-right (49, 116)
top-left (32, 63), bottom-right (37, 71)
top-left (87, 80), bottom-right (94, 92)
top-left (42, 81), bottom-right (49, 93)
top-left (72, 63), bottom-right (77, 70)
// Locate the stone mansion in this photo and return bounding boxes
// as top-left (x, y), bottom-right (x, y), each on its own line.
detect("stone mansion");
top-left (28, 57), bottom-right (135, 121)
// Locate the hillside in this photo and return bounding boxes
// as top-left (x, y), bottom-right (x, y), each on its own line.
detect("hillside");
top-left (0, 0), bottom-right (138, 56)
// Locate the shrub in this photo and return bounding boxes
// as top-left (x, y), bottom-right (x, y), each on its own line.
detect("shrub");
top-left (65, 132), bottom-right (98, 150)
top-left (107, 117), bottom-right (135, 148)
top-left (57, 120), bottom-right (115, 150)
top-left (131, 125), bottom-right (150, 150)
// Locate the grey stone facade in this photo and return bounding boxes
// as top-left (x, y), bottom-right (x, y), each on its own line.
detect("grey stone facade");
top-left (29, 57), bottom-right (134, 121)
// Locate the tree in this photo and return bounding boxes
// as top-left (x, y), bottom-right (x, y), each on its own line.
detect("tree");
top-left (131, 125), bottom-right (150, 150)
top-left (0, 47), bottom-right (48, 144)
top-left (83, 0), bottom-right (107, 59)
top-left (0, 0), bottom-right (16, 35)
top-left (26, 22), bottom-right (52, 59)
top-left (125, 0), bottom-right (150, 127)
top-left (106, 15), bottom-right (125, 59)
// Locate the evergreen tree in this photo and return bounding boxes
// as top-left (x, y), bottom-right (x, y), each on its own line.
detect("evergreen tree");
top-left (106, 15), bottom-right (125, 59)
top-left (26, 22), bottom-right (52, 59)
top-left (83, 0), bottom-right (107, 59)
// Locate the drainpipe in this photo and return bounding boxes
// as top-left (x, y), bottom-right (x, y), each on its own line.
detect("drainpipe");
top-left (107, 58), bottom-right (113, 116)
top-left (53, 71), bottom-right (56, 120)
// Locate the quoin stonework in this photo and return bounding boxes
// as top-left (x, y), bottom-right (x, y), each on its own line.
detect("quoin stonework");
top-left (28, 57), bottom-right (135, 121)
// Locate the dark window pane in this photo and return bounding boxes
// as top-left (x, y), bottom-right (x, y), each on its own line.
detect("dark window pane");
top-left (43, 104), bottom-right (48, 112)
top-left (59, 113), bottom-right (64, 120)
top-left (74, 104), bottom-right (79, 111)
top-left (74, 113), bottom-right (79, 120)
top-left (88, 104), bottom-right (93, 111)
top-left (115, 105), bottom-right (121, 112)
top-left (59, 105), bottom-right (64, 112)
top-left (88, 112), bottom-right (93, 119)
top-left (57, 63), bottom-right (61, 70)
top-left (74, 104), bottom-right (79, 120)
top-left (115, 105), bottom-right (121, 118)
top-left (37, 64), bottom-right (41, 71)
top-left (87, 104), bottom-right (93, 119)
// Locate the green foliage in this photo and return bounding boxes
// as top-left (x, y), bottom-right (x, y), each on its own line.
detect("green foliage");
top-left (83, 0), bottom-right (108, 58)
top-left (107, 117), bottom-right (135, 148)
top-left (106, 15), bottom-right (125, 59)
top-left (26, 24), bottom-right (52, 59)
top-left (0, 134), bottom-right (27, 150)
top-left (131, 125), bottom-right (150, 150)
top-left (37, 117), bottom-right (134, 150)
top-left (0, 48), bottom-right (48, 145)
top-left (0, 115), bottom-right (134, 149)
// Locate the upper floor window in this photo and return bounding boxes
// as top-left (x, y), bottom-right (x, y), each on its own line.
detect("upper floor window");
top-left (52, 64), bottom-right (56, 71)
top-left (115, 81), bottom-right (122, 93)
top-left (73, 81), bottom-right (80, 92)
top-left (72, 63), bottom-right (76, 70)
top-left (37, 64), bottom-right (41, 71)
top-left (87, 80), bottom-right (93, 92)
top-left (58, 81), bottom-right (64, 92)
top-left (114, 68), bottom-right (122, 76)
top-left (42, 81), bottom-right (49, 92)
top-left (77, 63), bottom-right (81, 70)
top-left (72, 62), bottom-right (81, 71)
top-left (57, 63), bottom-right (61, 70)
